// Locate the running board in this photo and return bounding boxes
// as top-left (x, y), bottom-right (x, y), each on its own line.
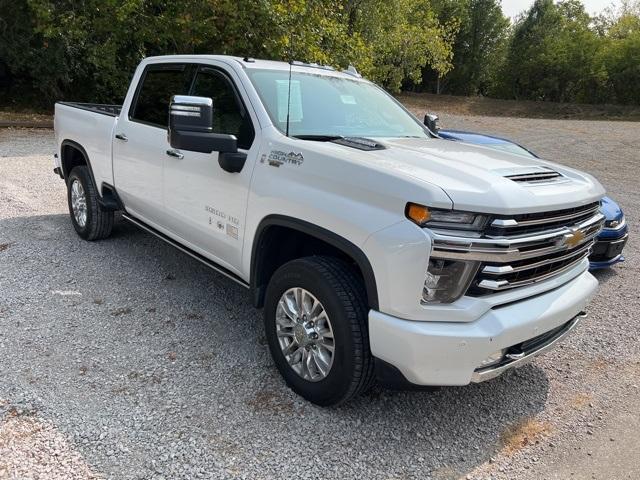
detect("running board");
top-left (122, 213), bottom-right (250, 289)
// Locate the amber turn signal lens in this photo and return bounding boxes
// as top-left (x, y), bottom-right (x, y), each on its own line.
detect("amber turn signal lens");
top-left (406, 203), bottom-right (431, 225)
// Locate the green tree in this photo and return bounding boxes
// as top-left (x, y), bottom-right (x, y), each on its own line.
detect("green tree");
top-left (598, 11), bottom-right (640, 104)
top-left (493, 0), bottom-right (602, 103)
top-left (432, 0), bottom-right (509, 95)
top-left (344, 0), bottom-right (456, 92)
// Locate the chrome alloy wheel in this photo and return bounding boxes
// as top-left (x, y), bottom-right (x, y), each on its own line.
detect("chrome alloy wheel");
top-left (70, 179), bottom-right (88, 228)
top-left (276, 288), bottom-right (335, 382)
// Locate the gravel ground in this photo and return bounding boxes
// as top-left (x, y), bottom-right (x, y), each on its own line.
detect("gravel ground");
top-left (0, 120), bottom-right (638, 479)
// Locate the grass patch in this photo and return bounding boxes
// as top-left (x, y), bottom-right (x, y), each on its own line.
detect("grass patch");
top-left (500, 417), bottom-right (551, 454)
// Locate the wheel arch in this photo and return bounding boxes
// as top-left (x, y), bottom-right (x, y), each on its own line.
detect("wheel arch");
top-left (250, 215), bottom-right (379, 311)
top-left (60, 140), bottom-right (122, 210)
top-left (60, 140), bottom-right (95, 185)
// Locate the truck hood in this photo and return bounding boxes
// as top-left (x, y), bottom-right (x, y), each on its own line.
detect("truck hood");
top-left (353, 137), bottom-right (605, 214)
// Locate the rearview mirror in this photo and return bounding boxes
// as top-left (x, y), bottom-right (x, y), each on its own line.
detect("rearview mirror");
top-left (424, 113), bottom-right (440, 133)
top-left (168, 95), bottom-right (247, 173)
top-left (168, 95), bottom-right (237, 154)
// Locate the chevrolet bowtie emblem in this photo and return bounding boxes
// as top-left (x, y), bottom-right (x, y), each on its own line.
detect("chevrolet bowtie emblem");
top-left (561, 229), bottom-right (585, 249)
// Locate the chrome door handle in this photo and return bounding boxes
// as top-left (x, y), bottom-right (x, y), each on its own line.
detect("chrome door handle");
top-left (115, 133), bottom-right (128, 142)
top-left (166, 149), bottom-right (184, 159)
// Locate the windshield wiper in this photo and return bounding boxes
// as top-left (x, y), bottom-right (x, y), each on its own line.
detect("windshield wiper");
top-left (292, 134), bottom-right (344, 142)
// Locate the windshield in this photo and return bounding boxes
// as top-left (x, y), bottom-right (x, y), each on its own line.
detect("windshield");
top-left (247, 69), bottom-right (428, 139)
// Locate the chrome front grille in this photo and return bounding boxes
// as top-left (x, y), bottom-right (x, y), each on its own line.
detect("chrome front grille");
top-left (429, 204), bottom-right (604, 295)
top-left (488, 201), bottom-right (600, 237)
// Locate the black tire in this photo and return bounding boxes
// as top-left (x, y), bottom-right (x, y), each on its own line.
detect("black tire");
top-left (264, 256), bottom-right (375, 406)
top-left (66, 166), bottom-right (114, 241)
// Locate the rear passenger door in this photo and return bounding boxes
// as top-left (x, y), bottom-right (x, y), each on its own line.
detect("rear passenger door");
top-left (113, 63), bottom-right (194, 227)
top-left (162, 64), bottom-right (257, 273)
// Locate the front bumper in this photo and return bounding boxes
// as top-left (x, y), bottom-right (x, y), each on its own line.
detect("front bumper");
top-left (369, 269), bottom-right (597, 386)
top-left (589, 231), bottom-right (628, 269)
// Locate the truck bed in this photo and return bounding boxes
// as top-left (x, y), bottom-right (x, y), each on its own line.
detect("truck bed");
top-left (54, 101), bottom-right (120, 191)
top-left (57, 102), bottom-right (122, 117)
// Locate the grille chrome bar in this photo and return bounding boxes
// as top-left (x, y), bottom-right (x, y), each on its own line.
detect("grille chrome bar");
top-left (477, 251), bottom-right (590, 291)
top-left (431, 212), bottom-right (604, 263)
top-left (429, 205), bottom-right (605, 296)
top-left (481, 242), bottom-right (592, 275)
top-left (491, 204), bottom-right (600, 229)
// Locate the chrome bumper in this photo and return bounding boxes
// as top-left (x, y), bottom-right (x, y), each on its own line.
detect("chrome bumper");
top-left (471, 311), bottom-right (586, 383)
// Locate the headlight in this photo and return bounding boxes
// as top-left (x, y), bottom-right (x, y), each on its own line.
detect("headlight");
top-left (421, 259), bottom-right (479, 304)
top-left (406, 203), bottom-right (488, 231)
top-left (604, 215), bottom-right (625, 229)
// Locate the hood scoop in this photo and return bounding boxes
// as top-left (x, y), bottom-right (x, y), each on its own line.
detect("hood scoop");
top-left (494, 166), bottom-right (565, 184)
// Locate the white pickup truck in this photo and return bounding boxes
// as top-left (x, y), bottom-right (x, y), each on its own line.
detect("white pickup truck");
top-left (54, 55), bottom-right (605, 406)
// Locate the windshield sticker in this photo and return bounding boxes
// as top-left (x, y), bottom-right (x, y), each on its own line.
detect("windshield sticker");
top-left (267, 150), bottom-right (304, 168)
top-left (276, 80), bottom-right (303, 123)
top-left (340, 95), bottom-right (357, 104)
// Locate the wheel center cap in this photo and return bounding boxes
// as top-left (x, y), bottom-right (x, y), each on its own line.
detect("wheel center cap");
top-left (294, 324), bottom-right (310, 345)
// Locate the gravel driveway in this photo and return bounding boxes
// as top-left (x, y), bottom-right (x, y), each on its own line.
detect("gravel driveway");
top-left (0, 119), bottom-right (638, 480)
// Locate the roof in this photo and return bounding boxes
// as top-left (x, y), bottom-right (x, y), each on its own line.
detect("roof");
top-left (142, 54), bottom-right (363, 80)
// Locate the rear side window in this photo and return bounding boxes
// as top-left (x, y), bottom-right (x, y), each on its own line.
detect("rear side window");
top-left (130, 65), bottom-right (193, 127)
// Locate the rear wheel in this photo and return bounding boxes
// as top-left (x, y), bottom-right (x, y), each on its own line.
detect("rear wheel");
top-left (264, 256), bottom-right (374, 406)
top-left (67, 166), bottom-right (113, 241)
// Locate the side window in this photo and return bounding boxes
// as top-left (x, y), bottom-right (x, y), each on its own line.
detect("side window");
top-left (131, 65), bottom-right (193, 127)
top-left (191, 69), bottom-right (255, 149)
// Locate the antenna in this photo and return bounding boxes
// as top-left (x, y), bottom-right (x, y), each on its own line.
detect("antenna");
top-left (285, 59), bottom-right (293, 137)
top-left (285, 1), bottom-right (293, 137)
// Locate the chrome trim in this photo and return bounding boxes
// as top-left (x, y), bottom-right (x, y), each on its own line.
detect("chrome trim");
top-left (171, 95), bottom-right (213, 107)
top-left (471, 312), bottom-right (585, 383)
top-left (481, 242), bottom-right (592, 276)
top-left (477, 252), bottom-right (589, 291)
top-left (431, 212), bottom-right (604, 263)
top-left (490, 205), bottom-right (600, 229)
top-left (166, 149), bottom-right (184, 159)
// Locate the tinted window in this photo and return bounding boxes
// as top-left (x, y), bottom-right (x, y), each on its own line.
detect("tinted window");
top-left (191, 69), bottom-right (254, 149)
top-left (131, 65), bottom-right (193, 127)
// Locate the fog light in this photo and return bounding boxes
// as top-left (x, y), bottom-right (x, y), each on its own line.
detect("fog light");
top-left (479, 349), bottom-right (506, 368)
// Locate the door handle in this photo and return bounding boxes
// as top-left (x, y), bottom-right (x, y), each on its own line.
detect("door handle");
top-left (115, 133), bottom-right (128, 142)
top-left (166, 149), bottom-right (184, 159)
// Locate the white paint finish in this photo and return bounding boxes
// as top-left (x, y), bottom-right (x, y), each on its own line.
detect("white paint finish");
top-left (161, 61), bottom-right (262, 272)
top-left (111, 118), bottom-right (167, 225)
top-left (54, 104), bottom-right (116, 190)
top-left (369, 270), bottom-right (598, 385)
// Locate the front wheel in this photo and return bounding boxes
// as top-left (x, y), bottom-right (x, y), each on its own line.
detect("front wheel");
top-left (66, 166), bottom-right (114, 241)
top-left (264, 256), bottom-right (375, 406)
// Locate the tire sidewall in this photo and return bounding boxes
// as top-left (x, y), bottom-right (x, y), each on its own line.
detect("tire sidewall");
top-left (67, 167), bottom-right (94, 239)
top-left (264, 259), bottom-right (361, 406)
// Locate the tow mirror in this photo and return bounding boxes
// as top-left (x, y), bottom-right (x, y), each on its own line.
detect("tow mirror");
top-left (168, 95), bottom-right (246, 173)
top-left (424, 113), bottom-right (440, 133)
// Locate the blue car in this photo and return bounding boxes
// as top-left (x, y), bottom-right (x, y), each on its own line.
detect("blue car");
top-left (434, 126), bottom-right (628, 269)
